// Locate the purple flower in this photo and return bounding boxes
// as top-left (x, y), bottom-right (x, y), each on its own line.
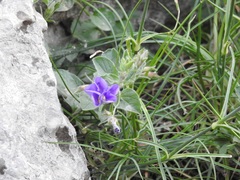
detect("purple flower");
top-left (84, 77), bottom-right (119, 106)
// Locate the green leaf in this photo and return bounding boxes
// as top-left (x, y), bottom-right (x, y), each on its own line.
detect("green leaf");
top-left (236, 86), bottom-right (240, 99)
top-left (54, 69), bottom-right (83, 97)
top-left (92, 48), bottom-right (120, 84)
top-left (78, 91), bottom-right (96, 111)
top-left (42, 0), bottom-right (74, 12)
top-left (90, 8), bottom-right (116, 31)
top-left (71, 19), bottom-right (100, 41)
top-left (93, 56), bottom-right (118, 77)
top-left (42, 0), bottom-right (48, 5)
top-left (101, 48), bottom-right (120, 69)
top-left (55, 0), bottom-right (74, 12)
top-left (66, 53), bottom-right (78, 62)
top-left (113, 19), bottom-right (133, 35)
top-left (118, 88), bottom-right (142, 114)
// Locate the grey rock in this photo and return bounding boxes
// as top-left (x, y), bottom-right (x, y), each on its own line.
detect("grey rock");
top-left (0, 0), bottom-right (90, 179)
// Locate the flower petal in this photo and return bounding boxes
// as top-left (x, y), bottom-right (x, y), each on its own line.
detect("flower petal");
top-left (84, 76), bottom-right (119, 107)
top-left (94, 77), bottom-right (108, 93)
top-left (104, 92), bottom-right (117, 103)
top-left (92, 93), bottom-right (101, 106)
top-left (84, 83), bottom-right (98, 95)
top-left (108, 84), bottom-right (119, 95)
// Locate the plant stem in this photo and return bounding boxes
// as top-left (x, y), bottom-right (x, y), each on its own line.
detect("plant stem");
top-left (196, 1), bottom-right (206, 93)
top-left (140, 99), bottom-right (167, 180)
top-left (135, 0), bottom-right (150, 51)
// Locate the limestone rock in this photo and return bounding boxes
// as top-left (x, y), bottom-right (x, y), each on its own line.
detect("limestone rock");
top-left (0, 0), bottom-right (90, 179)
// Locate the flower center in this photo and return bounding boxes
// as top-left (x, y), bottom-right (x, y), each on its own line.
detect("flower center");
top-left (98, 94), bottom-right (106, 104)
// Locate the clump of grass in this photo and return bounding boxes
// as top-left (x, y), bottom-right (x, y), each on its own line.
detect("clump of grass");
top-left (45, 0), bottom-right (240, 179)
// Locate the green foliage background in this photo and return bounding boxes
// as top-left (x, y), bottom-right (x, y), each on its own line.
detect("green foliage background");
top-left (38, 0), bottom-right (240, 179)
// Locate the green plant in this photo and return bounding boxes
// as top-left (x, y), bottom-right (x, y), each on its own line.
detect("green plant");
top-left (40, 0), bottom-right (75, 21)
top-left (48, 0), bottom-right (240, 179)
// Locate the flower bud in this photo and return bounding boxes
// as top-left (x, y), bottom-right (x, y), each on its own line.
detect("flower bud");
top-left (143, 66), bottom-right (155, 72)
top-left (108, 116), bottom-right (121, 134)
top-left (147, 72), bottom-right (159, 78)
top-left (113, 124), bottom-right (121, 134)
